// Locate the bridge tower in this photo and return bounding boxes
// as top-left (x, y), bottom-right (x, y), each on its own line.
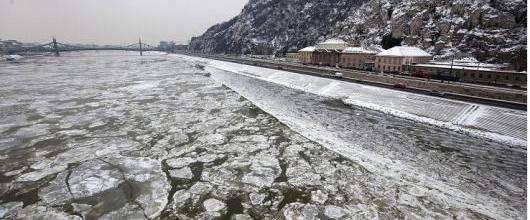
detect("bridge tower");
top-left (52, 37), bottom-right (60, 57)
top-left (139, 38), bottom-right (143, 56)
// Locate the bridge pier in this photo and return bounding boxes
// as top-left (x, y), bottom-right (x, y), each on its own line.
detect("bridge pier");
top-left (52, 37), bottom-right (60, 57)
top-left (139, 38), bottom-right (143, 56)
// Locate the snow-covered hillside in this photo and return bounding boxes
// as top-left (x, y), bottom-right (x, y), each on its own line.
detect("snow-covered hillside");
top-left (190, 0), bottom-right (527, 70)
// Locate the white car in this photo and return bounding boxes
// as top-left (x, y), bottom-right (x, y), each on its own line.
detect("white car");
top-left (5, 55), bottom-right (23, 61)
top-left (334, 72), bottom-right (344, 78)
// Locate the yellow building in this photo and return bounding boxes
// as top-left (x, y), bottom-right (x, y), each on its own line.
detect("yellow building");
top-left (339, 47), bottom-right (380, 70)
top-left (403, 63), bottom-right (527, 87)
top-left (298, 46), bottom-right (316, 64)
top-left (286, 53), bottom-right (301, 63)
top-left (375, 46), bottom-right (432, 73)
top-left (313, 39), bottom-right (351, 66)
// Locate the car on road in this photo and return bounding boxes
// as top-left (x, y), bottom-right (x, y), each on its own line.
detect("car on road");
top-left (393, 82), bottom-right (407, 89)
top-left (430, 90), bottom-right (446, 97)
top-left (334, 72), bottom-right (344, 78)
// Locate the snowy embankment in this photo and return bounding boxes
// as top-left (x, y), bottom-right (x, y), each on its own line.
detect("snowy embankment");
top-left (175, 54), bottom-right (527, 147)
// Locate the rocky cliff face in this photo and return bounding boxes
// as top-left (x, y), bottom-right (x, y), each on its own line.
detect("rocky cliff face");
top-left (190, 0), bottom-right (527, 70)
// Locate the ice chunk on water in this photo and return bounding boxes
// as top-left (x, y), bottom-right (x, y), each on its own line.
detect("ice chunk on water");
top-left (166, 157), bottom-right (196, 168)
top-left (108, 157), bottom-right (170, 219)
top-left (0, 202), bottom-right (23, 218)
top-left (189, 182), bottom-right (213, 196)
top-left (39, 160), bottom-right (122, 205)
top-left (169, 167), bottom-right (193, 179)
top-left (286, 161), bottom-right (321, 187)
top-left (197, 133), bottom-right (227, 145)
top-left (171, 189), bottom-right (191, 210)
top-left (282, 202), bottom-right (319, 220)
top-left (197, 154), bottom-right (220, 163)
top-left (324, 205), bottom-right (349, 219)
top-left (17, 164), bottom-right (68, 182)
top-left (249, 193), bottom-right (266, 205)
top-left (203, 198), bottom-right (226, 212)
top-left (100, 203), bottom-right (147, 220)
top-left (38, 156), bottom-right (169, 219)
top-left (10, 205), bottom-right (82, 220)
top-left (4, 167), bottom-right (26, 176)
top-left (231, 214), bottom-right (253, 220)
top-left (70, 203), bottom-right (92, 219)
top-left (242, 155), bottom-right (280, 187)
top-left (311, 190), bottom-right (328, 204)
top-left (68, 161), bottom-right (123, 199)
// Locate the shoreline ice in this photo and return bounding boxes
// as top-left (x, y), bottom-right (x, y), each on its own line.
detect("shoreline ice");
top-left (174, 54), bottom-right (526, 147)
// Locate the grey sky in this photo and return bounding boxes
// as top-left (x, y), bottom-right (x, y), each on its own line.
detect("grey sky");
top-left (0, 0), bottom-right (248, 45)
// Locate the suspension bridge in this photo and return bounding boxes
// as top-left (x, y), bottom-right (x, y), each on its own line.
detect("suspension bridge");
top-left (5, 38), bottom-right (165, 56)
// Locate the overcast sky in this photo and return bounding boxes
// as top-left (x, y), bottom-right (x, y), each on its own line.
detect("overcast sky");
top-left (0, 0), bottom-right (248, 45)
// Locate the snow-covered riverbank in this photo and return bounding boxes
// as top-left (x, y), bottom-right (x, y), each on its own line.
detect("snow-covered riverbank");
top-left (177, 54), bottom-right (527, 146)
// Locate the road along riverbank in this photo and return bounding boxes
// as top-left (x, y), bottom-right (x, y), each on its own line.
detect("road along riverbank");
top-left (183, 53), bottom-right (527, 110)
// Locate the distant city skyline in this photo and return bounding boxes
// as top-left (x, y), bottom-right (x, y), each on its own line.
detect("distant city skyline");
top-left (0, 0), bottom-right (248, 45)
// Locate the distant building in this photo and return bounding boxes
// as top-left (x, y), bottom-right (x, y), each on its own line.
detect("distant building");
top-left (298, 46), bottom-right (316, 64)
top-left (286, 53), bottom-right (301, 63)
top-left (174, 44), bottom-right (189, 51)
top-left (403, 62), bottom-right (527, 88)
top-left (158, 41), bottom-right (178, 52)
top-left (375, 46), bottom-right (432, 73)
top-left (339, 46), bottom-right (382, 70)
top-left (313, 39), bottom-right (351, 66)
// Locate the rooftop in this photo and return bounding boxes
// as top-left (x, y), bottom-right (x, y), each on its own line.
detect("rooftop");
top-left (343, 47), bottom-right (379, 54)
top-left (299, 46), bottom-right (316, 52)
top-left (316, 38), bottom-right (350, 50)
top-left (318, 38), bottom-right (348, 45)
top-left (377, 46), bottom-right (431, 57)
top-left (412, 63), bottom-right (525, 74)
top-left (429, 58), bottom-right (505, 70)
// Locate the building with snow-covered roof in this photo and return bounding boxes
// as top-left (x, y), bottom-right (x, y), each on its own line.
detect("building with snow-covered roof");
top-left (298, 46), bottom-right (316, 64)
top-left (375, 46), bottom-right (432, 73)
top-left (339, 46), bottom-right (382, 70)
top-left (315, 38), bottom-right (350, 50)
top-left (403, 62), bottom-right (526, 88)
top-left (312, 38), bottom-right (353, 66)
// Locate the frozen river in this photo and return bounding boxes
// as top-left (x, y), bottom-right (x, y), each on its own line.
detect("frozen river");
top-left (0, 51), bottom-right (526, 219)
